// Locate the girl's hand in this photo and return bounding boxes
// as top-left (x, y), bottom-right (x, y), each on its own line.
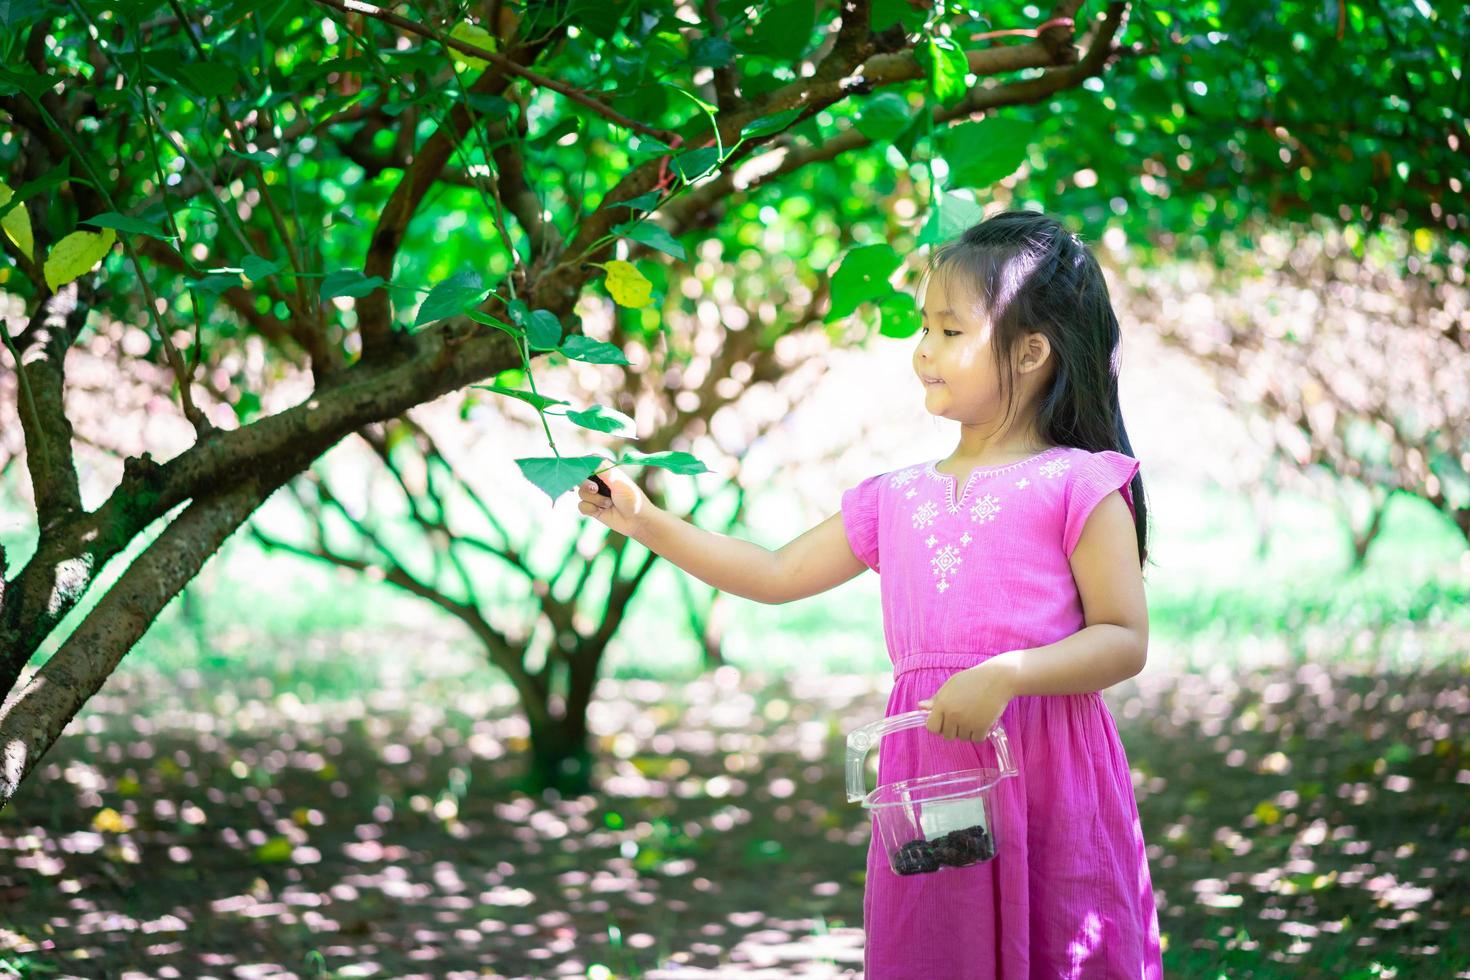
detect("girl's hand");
top-left (576, 467), bottom-right (654, 538)
top-left (918, 656), bottom-right (1020, 742)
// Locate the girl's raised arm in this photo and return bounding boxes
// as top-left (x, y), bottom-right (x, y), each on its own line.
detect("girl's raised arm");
top-left (576, 471), bottom-right (867, 605)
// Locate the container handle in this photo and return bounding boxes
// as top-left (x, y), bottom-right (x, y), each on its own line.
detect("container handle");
top-left (845, 709), bottom-right (1017, 803)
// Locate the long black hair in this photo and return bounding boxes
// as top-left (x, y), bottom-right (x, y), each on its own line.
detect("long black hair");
top-left (918, 209), bottom-right (1150, 568)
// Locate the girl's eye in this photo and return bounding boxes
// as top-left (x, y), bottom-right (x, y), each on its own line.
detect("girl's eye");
top-left (920, 327), bottom-right (960, 337)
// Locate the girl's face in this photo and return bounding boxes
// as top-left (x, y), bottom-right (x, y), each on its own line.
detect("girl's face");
top-left (912, 271), bottom-right (1007, 422)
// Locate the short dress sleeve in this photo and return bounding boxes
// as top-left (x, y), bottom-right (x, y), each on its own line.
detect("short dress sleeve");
top-left (840, 472), bottom-right (884, 573)
top-left (1062, 450), bottom-right (1141, 558)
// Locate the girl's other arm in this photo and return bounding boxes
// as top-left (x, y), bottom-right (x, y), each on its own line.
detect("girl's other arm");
top-left (921, 489), bottom-right (1146, 740)
top-left (995, 489), bottom-right (1148, 694)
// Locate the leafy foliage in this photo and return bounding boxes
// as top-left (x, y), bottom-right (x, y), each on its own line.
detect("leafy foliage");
top-left (0, 0), bottom-right (1464, 809)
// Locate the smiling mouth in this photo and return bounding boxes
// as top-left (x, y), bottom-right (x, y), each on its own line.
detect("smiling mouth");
top-left (923, 378), bottom-right (944, 386)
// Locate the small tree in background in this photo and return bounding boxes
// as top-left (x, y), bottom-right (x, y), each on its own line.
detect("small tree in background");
top-left (1119, 221), bottom-right (1470, 568)
top-left (251, 264), bottom-right (836, 794)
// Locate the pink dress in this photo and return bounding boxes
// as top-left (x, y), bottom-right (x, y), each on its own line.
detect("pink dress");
top-left (840, 445), bottom-right (1163, 979)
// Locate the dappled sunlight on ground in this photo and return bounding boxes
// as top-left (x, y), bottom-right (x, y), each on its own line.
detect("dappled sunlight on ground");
top-left (1, 645), bottom-right (1467, 977)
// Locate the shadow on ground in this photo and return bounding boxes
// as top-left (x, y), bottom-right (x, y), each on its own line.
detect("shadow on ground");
top-left (1, 650), bottom-right (1465, 978)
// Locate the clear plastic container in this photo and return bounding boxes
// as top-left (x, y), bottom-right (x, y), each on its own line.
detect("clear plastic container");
top-left (846, 709), bottom-right (1018, 876)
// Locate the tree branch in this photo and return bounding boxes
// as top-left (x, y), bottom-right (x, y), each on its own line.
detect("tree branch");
top-left (537, 11), bottom-right (1084, 316)
top-left (663, 4), bottom-right (1129, 238)
top-left (352, 40), bottom-right (548, 362)
top-left (2, 292), bottom-right (87, 528)
top-left (309, 0), bottom-right (678, 143)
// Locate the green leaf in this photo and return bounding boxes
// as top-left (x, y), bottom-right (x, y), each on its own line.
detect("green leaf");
top-left (0, 163), bottom-right (73, 221)
top-left (917, 190), bottom-right (984, 245)
top-left (613, 219), bottom-right (686, 261)
top-left (559, 334), bottom-right (631, 365)
top-left (742, 0), bottom-right (816, 61)
top-left (242, 254), bottom-right (284, 281)
top-left (740, 107), bottom-right (803, 141)
top-left (878, 290), bottom-right (921, 338)
top-left (691, 36), bottom-right (736, 68)
top-left (526, 309), bottom-right (563, 351)
top-left (466, 309), bottom-right (517, 337)
top-left (83, 211), bottom-right (175, 241)
top-left (253, 836), bottom-right (293, 863)
top-left (855, 92), bottom-right (913, 143)
top-left (824, 243), bottom-right (903, 323)
top-left (558, 402), bottom-right (637, 434)
top-left (449, 22), bottom-right (497, 71)
top-left (918, 35), bottom-right (969, 109)
top-left (319, 269), bottom-right (386, 301)
top-left (44, 228), bottom-right (116, 291)
top-left (0, 65), bottom-right (52, 99)
top-left (0, 179), bottom-right (34, 260)
top-left (891, 106), bottom-right (931, 161)
top-left (415, 269), bottom-right (487, 327)
top-left (871, 0), bottom-right (929, 32)
top-left (227, 147), bottom-right (277, 166)
top-left (176, 62), bottom-right (239, 99)
top-left (614, 191), bottom-right (662, 213)
top-left (661, 82), bottom-right (716, 116)
top-left (471, 383), bottom-right (569, 413)
top-left (615, 448), bottom-right (710, 476)
top-left (310, 88), bottom-right (371, 126)
top-left (514, 453), bottom-right (611, 502)
top-left (672, 146), bottom-right (720, 183)
top-left (0, 0), bottom-right (51, 32)
top-left (185, 272), bottom-right (244, 294)
top-left (629, 133), bottom-right (672, 156)
top-left (941, 118), bottom-right (1032, 189)
top-left (462, 93), bottom-right (513, 118)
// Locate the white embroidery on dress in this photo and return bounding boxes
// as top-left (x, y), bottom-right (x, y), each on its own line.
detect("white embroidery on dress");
top-left (911, 500), bottom-right (939, 530)
top-left (969, 493), bottom-right (1001, 524)
top-left (1038, 458), bottom-right (1071, 480)
top-left (905, 487), bottom-right (918, 499)
top-left (887, 466), bottom-right (922, 489)
top-left (931, 544), bottom-right (962, 593)
top-left (911, 449), bottom-right (1070, 597)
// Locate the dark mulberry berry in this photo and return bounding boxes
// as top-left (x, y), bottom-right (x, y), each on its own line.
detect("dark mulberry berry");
top-left (930, 835), bottom-right (973, 867)
top-left (892, 838), bottom-right (940, 875)
top-left (931, 824), bottom-right (997, 867)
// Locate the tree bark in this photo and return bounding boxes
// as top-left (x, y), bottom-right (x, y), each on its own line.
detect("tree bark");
top-left (0, 481), bottom-right (268, 808)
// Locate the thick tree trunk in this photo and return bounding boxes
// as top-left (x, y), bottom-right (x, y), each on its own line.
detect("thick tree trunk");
top-left (0, 482), bottom-right (266, 809)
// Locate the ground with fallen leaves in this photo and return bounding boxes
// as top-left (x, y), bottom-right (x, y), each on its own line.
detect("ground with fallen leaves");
top-left (2, 647), bottom-right (1466, 978)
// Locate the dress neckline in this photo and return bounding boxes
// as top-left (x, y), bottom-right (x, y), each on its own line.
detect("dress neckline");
top-left (927, 446), bottom-right (1068, 509)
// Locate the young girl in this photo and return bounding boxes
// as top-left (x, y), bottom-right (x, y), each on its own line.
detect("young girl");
top-left (577, 209), bottom-right (1164, 978)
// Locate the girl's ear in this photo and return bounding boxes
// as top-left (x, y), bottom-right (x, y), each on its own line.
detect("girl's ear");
top-left (1017, 332), bottom-right (1051, 373)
